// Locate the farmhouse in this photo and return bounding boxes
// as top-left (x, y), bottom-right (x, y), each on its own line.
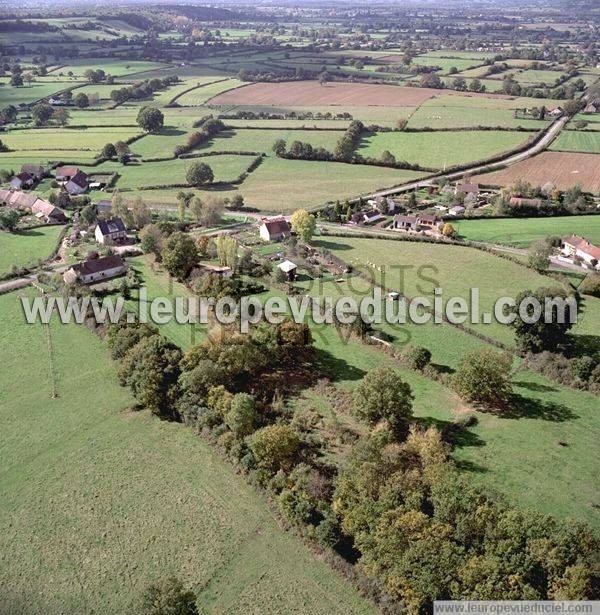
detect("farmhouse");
top-left (0, 189), bottom-right (67, 224)
top-left (65, 170), bottom-right (89, 195)
top-left (548, 107), bottom-right (563, 116)
top-left (560, 235), bottom-right (600, 270)
top-left (20, 164), bottom-right (46, 181)
top-left (393, 214), bottom-right (419, 231)
top-left (349, 210), bottom-right (384, 225)
top-left (455, 181), bottom-right (479, 197)
top-left (449, 205), bottom-right (466, 216)
top-left (63, 254), bottom-right (128, 285)
top-left (510, 196), bottom-right (542, 208)
top-left (418, 214), bottom-right (441, 230)
top-left (95, 217), bottom-right (127, 245)
top-left (582, 102), bottom-right (599, 114)
top-left (278, 260), bottom-right (298, 281)
top-left (55, 166), bottom-right (80, 181)
top-left (259, 218), bottom-right (292, 242)
top-left (31, 200), bottom-right (68, 224)
top-left (10, 172), bottom-right (34, 190)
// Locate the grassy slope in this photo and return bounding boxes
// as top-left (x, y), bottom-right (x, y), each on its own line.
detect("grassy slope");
top-left (453, 215), bottom-right (600, 247)
top-left (0, 226), bottom-right (63, 274)
top-left (0, 290), bottom-right (376, 615)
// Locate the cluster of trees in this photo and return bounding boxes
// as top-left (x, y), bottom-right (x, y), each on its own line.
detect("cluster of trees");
top-left (101, 140), bottom-right (131, 163)
top-left (272, 120), bottom-right (365, 164)
top-left (30, 102), bottom-right (70, 127)
top-left (136, 106), bottom-right (164, 132)
top-left (272, 138), bottom-right (332, 161)
top-left (109, 75), bottom-right (179, 104)
top-left (335, 426), bottom-right (598, 612)
top-left (174, 117), bottom-right (225, 157)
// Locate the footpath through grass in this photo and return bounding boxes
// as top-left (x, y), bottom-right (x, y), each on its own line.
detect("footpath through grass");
top-left (0, 290), bottom-right (376, 614)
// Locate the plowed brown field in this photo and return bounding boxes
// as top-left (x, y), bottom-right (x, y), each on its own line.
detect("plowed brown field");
top-left (209, 81), bottom-right (444, 107)
top-left (474, 151), bottom-right (600, 193)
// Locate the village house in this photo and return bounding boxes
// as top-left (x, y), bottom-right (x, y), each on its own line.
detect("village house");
top-left (548, 107), bottom-right (563, 116)
top-left (510, 196), bottom-right (542, 208)
top-left (54, 166), bottom-right (81, 181)
top-left (63, 254), bottom-right (128, 285)
top-left (582, 101), bottom-right (599, 114)
top-left (455, 181), bottom-right (479, 197)
top-left (418, 214), bottom-right (441, 230)
top-left (393, 214), bottom-right (419, 231)
top-left (20, 164), bottom-right (46, 181)
top-left (10, 172), bottom-right (34, 190)
top-left (259, 218), bottom-right (292, 242)
top-left (95, 217), bottom-right (127, 245)
top-left (560, 235), bottom-right (600, 270)
top-left (31, 199), bottom-right (68, 224)
top-left (0, 189), bottom-right (67, 224)
top-left (349, 210), bottom-right (384, 225)
top-left (65, 170), bottom-right (89, 195)
top-left (278, 260), bottom-right (298, 281)
top-left (449, 205), bottom-right (466, 216)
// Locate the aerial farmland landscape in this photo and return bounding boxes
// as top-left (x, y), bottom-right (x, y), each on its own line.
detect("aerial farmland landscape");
top-left (0, 1), bottom-right (599, 613)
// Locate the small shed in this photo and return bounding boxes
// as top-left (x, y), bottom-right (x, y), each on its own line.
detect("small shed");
top-left (278, 260), bottom-right (298, 281)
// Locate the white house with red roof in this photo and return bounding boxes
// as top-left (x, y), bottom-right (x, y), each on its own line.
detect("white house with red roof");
top-left (561, 235), bottom-right (600, 270)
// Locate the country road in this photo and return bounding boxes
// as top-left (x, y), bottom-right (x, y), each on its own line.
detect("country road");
top-left (365, 114), bottom-right (570, 200)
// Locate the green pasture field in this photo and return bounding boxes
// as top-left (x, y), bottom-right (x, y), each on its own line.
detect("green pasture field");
top-left (177, 79), bottom-right (246, 106)
top-left (55, 59), bottom-right (171, 78)
top-left (80, 155), bottom-right (255, 189)
top-left (314, 235), bottom-right (555, 346)
top-left (0, 290), bottom-right (376, 614)
top-left (421, 50), bottom-right (497, 61)
top-left (236, 157), bottom-right (425, 212)
top-left (196, 128), bottom-right (343, 154)
top-left (0, 225), bottom-right (63, 274)
top-left (131, 129), bottom-right (196, 160)
top-left (0, 81), bottom-right (75, 107)
top-left (1, 127), bottom-right (142, 153)
top-left (514, 69), bottom-right (566, 85)
top-left (68, 83), bottom-right (128, 100)
top-left (63, 107), bottom-right (140, 126)
top-left (453, 215), bottom-right (600, 247)
top-left (549, 130), bottom-right (600, 154)
top-left (425, 93), bottom-right (566, 111)
top-left (407, 104), bottom-right (548, 129)
top-left (0, 153), bottom-right (98, 173)
top-left (357, 130), bottom-right (529, 169)
top-left (411, 55), bottom-right (486, 73)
